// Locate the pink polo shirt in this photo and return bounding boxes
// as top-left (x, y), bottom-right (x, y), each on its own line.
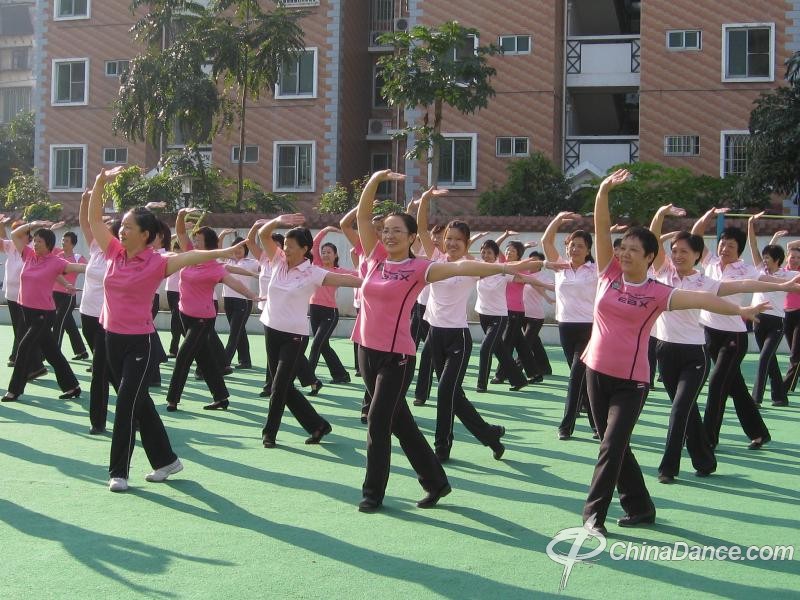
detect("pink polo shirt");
top-left (18, 246), bottom-right (68, 310)
top-left (505, 278), bottom-right (525, 313)
top-left (260, 247), bottom-right (328, 335)
top-left (100, 237), bottom-right (168, 335)
top-left (309, 266), bottom-right (358, 308)
top-left (351, 243), bottom-right (432, 355)
top-left (179, 260), bottom-right (227, 318)
top-left (581, 259), bottom-right (675, 383)
top-left (52, 251), bottom-right (86, 293)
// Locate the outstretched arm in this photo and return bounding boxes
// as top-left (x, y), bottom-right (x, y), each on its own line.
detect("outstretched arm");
top-left (221, 273), bottom-right (259, 301)
top-left (541, 215), bottom-right (577, 262)
top-left (245, 219), bottom-right (266, 260)
top-left (258, 214), bottom-right (306, 262)
top-left (671, 289), bottom-right (769, 319)
top-left (417, 186), bottom-right (448, 258)
top-left (165, 240), bottom-right (248, 277)
top-left (321, 272), bottom-right (362, 288)
top-left (594, 169), bottom-right (631, 272)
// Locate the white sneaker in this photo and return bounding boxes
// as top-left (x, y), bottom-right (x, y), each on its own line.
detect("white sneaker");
top-left (108, 477), bottom-right (128, 492)
top-left (145, 458), bottom-right (183, 482)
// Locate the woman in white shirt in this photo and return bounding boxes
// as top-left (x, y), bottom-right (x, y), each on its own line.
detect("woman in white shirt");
top-left (219, 230), bottom-right (259, 370)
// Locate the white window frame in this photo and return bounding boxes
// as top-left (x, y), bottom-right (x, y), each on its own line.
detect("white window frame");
top-left (105, 60), bottom-right (130, 77)
top-left (666, 30), bottom-right (701, 51)
top-left (275, 47), bottom-right (318, 99)
top-left (721, 23), bottom-right (775, 83)
top-left (429, 133), bottom-right (478, 190)
top-left (102, 147), bottom-right (128, 164)
top-left (49, 144), bottom-right (88, 192)
top-left (663, 135), bottom-right (700, 157)
top-left (498, 35), bottom-right (532, 55)
top-left (496, 136), bottom-right (530, 157)
top-left (231, 145), bottom-right (259, 163)
top-left (272, 141), bottom-right (316, 192)
top-left (51, 58), bottom-right (89, 106)
top-left (54, 0), bottom-right (91, 21)
top-left (719, 130), bottom-right (749, 177)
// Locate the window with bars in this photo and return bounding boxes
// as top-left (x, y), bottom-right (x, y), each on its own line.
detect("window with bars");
top-left (664, 135), bottom-right (700, 156)
top-left (276, 49), bottom-right (316, 98)
top-left (437, 135), bottom-right (476, 188)
top-left (56, 0), bottom-right (89, 19)
top-left (53, 59), bottom-right (87, 104)
top-left (666, 30), bottom-right (701, 51)
top-left (0, 87), bottom-right (30, 123)
top-left (274, 142), bottom-right (314, 191)
top-left (499, 35), bottom-right (531, 55)
top-left (231, 145), bottom-right (259, 163)
top-left (496, 137), bottom-right (529, 157)
top-left (103, 148), bottom-right (128, 164)
top-left (721, 132), bottom-right (749, 177)
top-left (51, 146), bottom-right (86, 190)
top-left (723, 24), bottom-right (773, 81)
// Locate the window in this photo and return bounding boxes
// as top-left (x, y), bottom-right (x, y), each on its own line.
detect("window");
top-left (496, 137), bottom-right (529, 157)
top-left (52, 59), bottom-right (88, 105)
top-left (273, 142), bottom-right (315, 192)
top-left (722, 23), bottom-right (774, 81)
top-left (231, 145), bottom-right (259, 163)
top-left (55, 0), bottom-right (89, 20)
top-left (275, 49), bottom-right (317, 98)
top-left (105, 60), bottom-right (130, 77)
top-left (0, 5), bottom-right (33, 35)
top-left (103, 148), bottom-right (128, 164)
top-left (450, 34), bottom-right (477, 62)
top-left (664, 135), bottom-right (700, 156)
top-left (11, 48), bottom-right (29, 70)
top-left (720, 131), bottom-right (749, 177)
top-left (373, 65), bottom-right (388, 108)
top-left (499, 35), bottom-right (531, 55)
top-left (0, 87), bottom-right (31, 123)
top-left (666, 30), bottom-right (701, 51)
top-left (371, 153), bottom-right (392, 196)
top-left (434, 134), bottom-right (477, 189)
top-left (50, 145), bottom-right (87, 191)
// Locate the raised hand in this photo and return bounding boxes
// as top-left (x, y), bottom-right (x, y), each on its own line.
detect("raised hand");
top-left (371, 169), bottom-right (406, 183)
top-left (275, 213), bottom-right (306, 228)
top-left (609, 224), bottom-right (629, 233)
top-left (599, 168), bottom-right (632, 193)
top-left (144, 201), bottom-right (167, 211)
top-left (741, 301), bottom-right (770, 321)
top-left (50, 221), bottom-right (66, 231)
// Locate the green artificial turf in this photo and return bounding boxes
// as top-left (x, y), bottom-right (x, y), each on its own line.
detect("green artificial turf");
top-left (0, 326), bottom-right (797, 599)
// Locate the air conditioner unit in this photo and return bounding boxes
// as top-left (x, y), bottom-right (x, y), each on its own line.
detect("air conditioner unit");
top-left (393, 17), bottom-right (409, 32)
top-left (367, 118), bottom-right (393, 137)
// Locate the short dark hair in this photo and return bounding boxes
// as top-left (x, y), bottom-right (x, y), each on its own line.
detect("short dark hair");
top-left (671, 231), bottom-right (705, 265)
top-left (62, 231), bottom-right (78, 246)
top-left (720, 226), bottom-right (747, 256)
top-left (34, 228), bottom-right (56, 251)
top-left (481, 239), bottom-right (500, 257)
top-left (506, 241), bottom-right (525, 260)
top-left (384, 212), bottom-right (418, 258)
top-left (567, 230), bottom-right (594, 263)
top-left (445, 220), bottom-right (470, 244)
top-left (622, 226), bottom-right (659, 266)
top-left (529, 250), bottom-right (545, 260)
top-left (762, 244), bottom-right (785, 266)
top-left (271, 232), bottom-right (285, 248)
top-left (321, 242), bottom-right (339, 267)
top-left (194, 226), bottom-right (219, 250)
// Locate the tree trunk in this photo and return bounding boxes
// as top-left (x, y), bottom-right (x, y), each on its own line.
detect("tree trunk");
top-left (429, 97), bottom-right (443, 212)
top-left (236, 5), bottom-right (251, 211)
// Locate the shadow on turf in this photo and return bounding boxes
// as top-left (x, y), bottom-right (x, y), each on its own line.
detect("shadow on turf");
top-left (134, 480), bottom-right (562, 600)
top-left (0, 499), bottom-right (231, 597)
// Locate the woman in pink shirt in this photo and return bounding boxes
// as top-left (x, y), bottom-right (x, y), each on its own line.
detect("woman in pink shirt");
top-left (88, 167), bottom-right (247, 492)
top-left (257, 216), bottom-right (361, 448)
top-left (1, 223), bottom-right (84, 403)
top-left (167, 211), bottom-right (259, 412)
top-left (354, 171), bottom-right (542, 513)
top-left (52, 230), bottom-right (88, 360)
top-left (298, 226), bottom-right (358, 387)
top-left (581, 169), bottom-right (767, 536)
top-left (783, 242), bottom-right (800, 394)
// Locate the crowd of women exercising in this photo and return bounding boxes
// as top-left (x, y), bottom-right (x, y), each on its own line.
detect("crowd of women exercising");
top-left (1, 166), bottom-right (797, 534)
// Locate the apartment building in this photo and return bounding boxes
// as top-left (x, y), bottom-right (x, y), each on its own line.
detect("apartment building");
top-left (34, 0), bottom-right (799, 217)
top-left (0, 1), bottom-right (34, 125)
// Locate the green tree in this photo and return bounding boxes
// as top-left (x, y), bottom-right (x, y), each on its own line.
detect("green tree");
top-left (741, 52), bottom-right (800, 200)
top-left (317, 176), bottom-right (369, 214)
top-left (477, 152), bottom-right (572, 216)
top-left (576, 162), bottom-right (754, 224)
top-left (0, 111), bottom-right (35, 186)
top-left (204, 1), bottom-right (306, 207)
top-left (3, 171), bottom-right (62, 221)
top-left (378, 21), bottom-right (499, 187)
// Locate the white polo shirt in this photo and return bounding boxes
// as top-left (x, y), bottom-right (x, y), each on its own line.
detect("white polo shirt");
top-left (475, 272), bottom-right (510, 316)
top-left (523, 271), bottom-right (552, 320)
top-left (260, 249), bottom-right (327, 335)
top-left (753, 266), bottom-right (790, 318)
top-left (223, 256), bottom-right (259, 300)
top-left (699, 255), bottom-right (758, 332)
top-left (2, 239), bottom-right (23, 303)
top-left (79, 241), bottom-right (107, 319)
top-left (554, 259), bottom-right (598, 323)
top-left (654, 259), bottom-right (721, 345)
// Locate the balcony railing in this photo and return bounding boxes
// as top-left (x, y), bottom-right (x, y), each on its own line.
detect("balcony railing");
top-left (369, 0), bottom-right (395, 47)
top-left (564, 136), bottom-right (639, 176)
top-left (281, 0), bottom-right (320, 6)
top-left (566, 35), bottom-right (640, 88)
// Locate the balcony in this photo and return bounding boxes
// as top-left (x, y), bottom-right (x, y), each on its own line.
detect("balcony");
top-left (369, 0), bottom-right (396, 49)
top-left (566, 35), bottom-right (640, 88)
top-left (564, 136), bottom-right (638, 178)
